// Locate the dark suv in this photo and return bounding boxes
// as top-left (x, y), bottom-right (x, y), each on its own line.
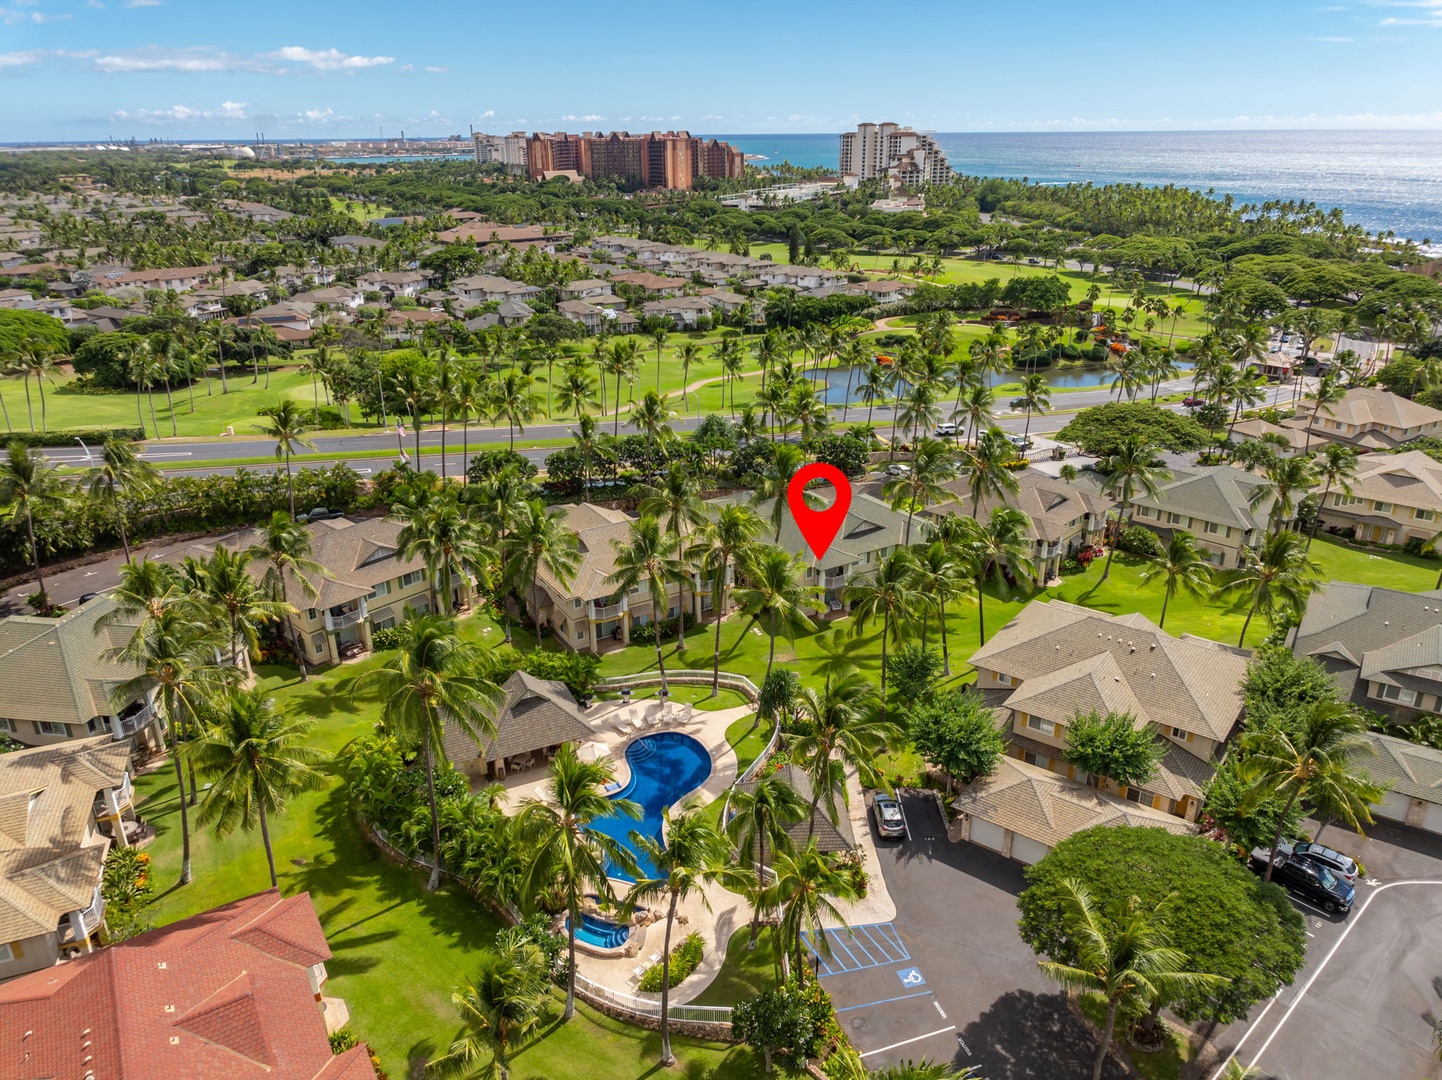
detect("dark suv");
top-left (1250, 848), bottom-right (1355, 914)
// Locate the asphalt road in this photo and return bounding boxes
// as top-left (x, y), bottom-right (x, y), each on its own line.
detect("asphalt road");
top-left (37, 376), bottom-right (1305, 478)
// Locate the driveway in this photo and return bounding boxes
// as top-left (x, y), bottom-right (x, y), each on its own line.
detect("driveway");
top-left (826, 791), bottom-right (1128, 1078)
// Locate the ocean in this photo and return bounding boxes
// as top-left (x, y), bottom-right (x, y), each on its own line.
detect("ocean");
top-left (706, 130), bottom-right (1442, 245)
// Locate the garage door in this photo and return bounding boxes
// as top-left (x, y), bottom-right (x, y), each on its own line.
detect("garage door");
top-left (1011, 835), bottom-right (1051, 865)
top-left (969, 818), bottom-right (1006, 853)
top-left (1374, 791), bottom-right (1409, 823)
top-left (1423, 802), bottom-right (1442, 836)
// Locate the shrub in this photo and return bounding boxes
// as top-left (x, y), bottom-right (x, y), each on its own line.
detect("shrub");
top-left (2, 427), bottom-right (144, 448)
top-left (518, 649), bottom-right (602, 699)
top-left (101, 846), bottom-right (153, 942)
top-left (732, 978), bottom-right (836, 1073)
top-left (369, 626), bottom-right (402, 651)
top-left (637, 932), bottom-right (705, 991)
top-left (759, 669), bottom-right (802, 725)
top-left (812, 433), bottom-right (870, 478)
top-left (886, 643), bottom-right (941, 704)
top-left (328, 1029), bottom-right (359, 1054)
top-left (466, 448), bottom-right (538, 483)
top-left (627, 611), bottom-right (696, 645)
top-left (1117, 524), bottom-right (1165, 557)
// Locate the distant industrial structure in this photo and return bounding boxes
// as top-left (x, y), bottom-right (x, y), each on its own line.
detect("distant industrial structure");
top-left (839, 122), bottom-right (952, 186)
top-left (522, 130), bottom-right (745, 189)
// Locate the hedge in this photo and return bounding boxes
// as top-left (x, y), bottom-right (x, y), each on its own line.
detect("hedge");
top-left (637, 932), bottom-right (704, 992)
top-left (4, 427), bottom-right (145, 448)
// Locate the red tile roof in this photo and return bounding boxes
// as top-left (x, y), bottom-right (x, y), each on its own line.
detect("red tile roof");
top-left (0, 888), bottom-right (374, 1080)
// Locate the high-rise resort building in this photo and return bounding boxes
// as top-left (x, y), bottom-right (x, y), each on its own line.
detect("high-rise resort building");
top-left (525, 131), bottom-right (745, 189)
top-left (839, 122), bottom-right (952, 185)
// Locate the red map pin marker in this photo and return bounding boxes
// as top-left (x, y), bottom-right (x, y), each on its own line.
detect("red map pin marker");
top-left (787, 462), bottom-right (852, 561)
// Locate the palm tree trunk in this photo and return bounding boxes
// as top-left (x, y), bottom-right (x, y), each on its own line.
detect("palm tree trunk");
top-left (37, 379), bottom-right (47, 432)
top-left (22, 375), bottom-right (34, 432)
top-left (25, 505), bottom-right (46, 600)
top-left (1238, 585), bottom-right (1264, 648)
top-left (116, 491), bottom-right (133, 565)
top-left (710, 575), bottom-right (726, 698)
top-left (170, 711), bottom-right (193, 885)
top-left (564, 916), bottom-right (578, 1020)
top-left (163, 376), bottom-right (177, 436)
top-left (135, 377), bottom-right (146, 435)
top-left (976, 578), bottom-right (987, 646)
top-left (1093, 998), bottom-right (1119, 1080)
top-left (939, 596), bottom-right (951, 675)
top-left (659, 891), bottom-right (678, 1066)
top-left (284, 447), bottom-right (295, 519)
top-left (439, 412), bottom-right (447, 480)
top-left (748, 830), bottom-right (766, 950)
top-left (764, 609), bottom-right (778, 682)
top-left (147, 389), bottom-right (159, 436)
top-left (0, 385), bottom-right (10, 432)
top-left (1098, 503), bottom-right (1126, 584)
top-left (1263, 788), bottom-right (1300, 883)
top-left (655, 606), bottom-right (669, 698)
top-left (1307, 478), bottom-right (1334, 551)
top-left (423, 736), bottom-right (443, 891)
top-left (259, 800), bottom-right (278, 888)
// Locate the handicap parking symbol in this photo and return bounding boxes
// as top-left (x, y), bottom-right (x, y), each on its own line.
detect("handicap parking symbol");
top-left (897, 966), bottom-right (926, 988)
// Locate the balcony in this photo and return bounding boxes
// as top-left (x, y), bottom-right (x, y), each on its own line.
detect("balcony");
top-left (823, 571), bottom-right (849, 589)
top-left (112, 703), bottom-right (156, 741)
top-left (58, 894), bottom-right (106, 946)
top-left (93, 774), bottom-right (134, 818)
top-left (590, 597), bottom-right (628, 620)
top-left (325, 604), bottom-right (365, 631)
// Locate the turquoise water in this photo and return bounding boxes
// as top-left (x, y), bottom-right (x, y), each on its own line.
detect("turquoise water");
top-left (705, 130), bottom-right (1442, 243)
top-left (568, 911), bottom-right (631, 950)
top-left (594, 731), bottom-right (712, 883)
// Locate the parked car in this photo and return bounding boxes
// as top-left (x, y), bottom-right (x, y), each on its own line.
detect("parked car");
top-left (934, 422), bottom-right (959, 437)
top-left (871, 795), bottom-right (906, 839)
top-left (1250, 847), bottom-right (1355, 914)
top-left (77, 592), bottom-right (99, 605)
top-left (298, 507), bottom-right (341, 524)
top-left (1006, 434), bottom-right (1033, 450)
top-left (1182, 396), bottom-right (1205, 407)
top-left (1275, 838), bottom-right (1361, 885)
top-left (885, 463), bottom-right (912, 477)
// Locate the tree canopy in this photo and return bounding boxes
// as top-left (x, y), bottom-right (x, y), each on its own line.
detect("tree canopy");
top-left (1058, 402), bottom-right (1210, 456)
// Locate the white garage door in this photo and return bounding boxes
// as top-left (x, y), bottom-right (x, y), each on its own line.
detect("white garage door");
top-left (1011, 835), bottom-right (1051, 865)
top-left (1374, 791), bottom-right (1409, 822)
top-left (1423, 802), bottom-right (1442, 836)
top-left (969, 818), bottom-right (1006, 853)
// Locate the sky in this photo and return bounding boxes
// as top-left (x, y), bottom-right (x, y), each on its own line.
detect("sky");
top-left (1, 0), bottom-right (1440, 142)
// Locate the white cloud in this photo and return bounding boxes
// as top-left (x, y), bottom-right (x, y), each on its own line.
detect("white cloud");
top-left (123, 0), bottom-right (163, 6)
top-left (399, 63), bottom-right (414, 71)
top-left (0, 49), bottom-right (43, 67)
top-left (424, 65), bottom-right (449, 72)
top-left (112, 99), bottom-right (251, 124)
top-left (479, 109), bottom-right (494, 119)
top-left (95, 48), bottom-right (267, 73)
top-left (301, 107), bottom-right (335, 123)
top-left (1373, 0), bottom-right (1442, 25)
top-left (1305, 34), bottom-right (1354, 39)
top-left (264, 46), bottom-right (394, 70)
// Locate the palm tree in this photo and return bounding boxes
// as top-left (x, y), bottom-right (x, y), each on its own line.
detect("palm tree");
top-left (247, 510), bottom-right (330, 680)
top-left (393, 494), bottom-right (484, 616)
top-left (255, 400), bottom-right (317, 519)
top-left (1308, 444), bottom-right (1359, 552)
top-left (1095, 435), bottom-right (1170, 586)
top-left (956, 383), bottom-right (996, 447)
top-left (427, 927), bottom-right (551, 1080)
top-left (1219, 530), bottom-right (1323, 647)
top-left (676, 341), bottom-right (702, 413)
top-left (868, 1063), bottom-right (979, 1080)
top-left (727, 775), bottom-right (808, 949)
top-left (1239, 700), bottom-right (1383, 882)
top-left (192, 688), bottom-right (326, 888)
top-left (85, 438), bottom-right (160, 565)
top-left (1015, 372), bottom-right (1051, 444)
top-left (625, 807), bottom-right (751, 1066)
top-left (733, 543), bottom-right (821, 683)
top-left (1250, 454), bottom-right (1318, 534)
top-left (648, 325), bottom-right (669, 391)
top-left (603, 340), bottom-right (638, 435)
top-left (962, 427), bottom-right (1021, 519)
top-left (693, 504), bottom-right (763, 696)
top-left (749, 443), bottom-right (818, 541)
top-left (609, 516), bottom-right (685, 696)
top-left (637, 462), bottom-right (709, 619)
top-left (789, 666), bottom-right (890, 839)
top-left (911, 536), bottom-right (965, 674)
top-left (882, 436), bottom-right (955, 544)
top-left (628, 389), bottom-right (675, 460)
top-left (843, 550), bottom-right (918, 710)
top-left (1138, 531), bottom-right (1213, 630)
top-left (355, 612), bottom-right (503, 890)
top-left (1038, 879), bottom-right (1225, 1080)
top-left (568, 412), bottom-right (609, 501)
top-left (111, 603), bottom-right (231, 885)
top-left (1301, 372), bottom-right (1348, 454)
top-left (0, 440), bottom-right (69, 603)
top-left (429, 350), bottom-right (460, 480)
top-left (954, 508), bottom-right (1035, 646)
top-left (516, 742), bottom-right (640, 1020)
top-left (764, 842), bottom-right (862, 979)
top-left (502, 497), bottom-right (581, 637)
top-left (489, 370), bottom-right (542, 451)
top-left (189, 546), bottom-right (292, 675)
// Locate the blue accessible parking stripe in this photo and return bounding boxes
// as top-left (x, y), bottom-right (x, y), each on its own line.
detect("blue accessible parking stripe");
top-left (802, 922), bottom-right (912, 977)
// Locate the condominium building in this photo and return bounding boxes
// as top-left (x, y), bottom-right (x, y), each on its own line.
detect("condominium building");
top-left (839, 122), bottom-right (952, 185)
top-left (525, 131), bottom-right (745, 189)
top-left (473, 130), bottom-right (529, 172)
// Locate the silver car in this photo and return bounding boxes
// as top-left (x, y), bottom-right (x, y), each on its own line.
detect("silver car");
top-left (872, 796), bottom-right (906, 839)
top-left (1275, 838), bottom-right (1361, 885)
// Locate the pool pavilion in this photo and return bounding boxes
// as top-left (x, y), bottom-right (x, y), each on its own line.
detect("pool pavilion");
top-left (442, 671), bottom-right (597, 783)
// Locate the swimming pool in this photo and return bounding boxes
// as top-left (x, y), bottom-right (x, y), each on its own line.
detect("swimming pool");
top-left (595, 731), bottom-right (713, 882)
top-left (568, 911), bottom-right (631, 950)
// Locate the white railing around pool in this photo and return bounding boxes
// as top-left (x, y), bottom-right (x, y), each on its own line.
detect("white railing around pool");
top-left (572, 970), bottom-right (733, 1024)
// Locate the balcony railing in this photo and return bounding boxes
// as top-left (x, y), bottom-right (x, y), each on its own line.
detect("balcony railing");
top-left (112, 704), bottom-right (156, 740)
top-left (94, 775), bottom-right (134, 818)
top-left (590, 597), bottom-right (627, 620)
top-left (59, 895), bottom-right (106, 944)
top-left (325, 607), bottom-right (365, 631)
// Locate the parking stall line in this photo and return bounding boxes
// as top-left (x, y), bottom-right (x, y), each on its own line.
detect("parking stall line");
top-left (844, 929), bottom-right (880, 967)
top-left (834, 990), bottom-right (934, 1013)
top-left (828, 930), bottom-right (866, 972)
top-left (857, 1026), bottom-right (957, 1058)
top-left (859, 924), bottom-right (896, 962)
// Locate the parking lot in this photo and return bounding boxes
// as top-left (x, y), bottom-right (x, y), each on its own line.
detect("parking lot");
top-left (844, 793), bottom-right (1442, 1079)
top-left (826, 792), bottom-right (1129, 1078)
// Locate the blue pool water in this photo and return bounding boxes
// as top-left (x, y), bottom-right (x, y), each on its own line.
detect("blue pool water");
top-left (568, 911), bottom-right (631, 950)
top-left (595, 732), bottom-right (713, 882)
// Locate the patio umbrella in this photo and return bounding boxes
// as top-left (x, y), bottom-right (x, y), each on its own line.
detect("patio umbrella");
top-left (577, 741), bottom-right (611, 763)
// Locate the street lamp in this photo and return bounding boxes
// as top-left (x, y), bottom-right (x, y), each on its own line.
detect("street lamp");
top-left (74, 437), bottom-right (94, 466)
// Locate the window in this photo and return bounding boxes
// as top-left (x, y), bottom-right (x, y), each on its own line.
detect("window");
top-left (399, 570), bottom-right (425, 588)
top-left (1414, 508), bottom-right (1437, 522)
top-left (994, 672), bottom-right (1012, 686)
top-left (37, 722), bottom-right (68, 737)
top-left (1025, 715), bottom-right (1057, 737)
top-left (1124, 786), bottom-right (1152, 805)
top-left (1170, 726), bottom-right (1192, 741)
top-left (0, 943), bottom-right (11, 963)
top-left (87, 717), bottom-right (102, 734)
top-left (1207, 550), bottom-right (1225, 566)
top-left (371, 580), bottom-right (390, 597)
top-left (572, 598), bottom-right (582, 610)
top-left (1021, 750), bottom-right (1052, 770)
top-left (1335, 494), bottom-right (1363, 507)
top-left (1136, 506), bottom-right (1153, 519)
top-left (1378, 682), bottom-right (1421, 706)
top-left (306, 608), bottom-right (318, 621)
top-left (574, 623), bottom-right (586, 641)
top-left (1167, 512), bottom-right (1190, 526)
top-left (0, 719), bottom-right (13, 733)
top-left (1373, 501), bottom-right (1394, 514)
top-left (311, 632), bottom-right (326, 655)
top-left (1204, 521), bottom-right (1229, 537)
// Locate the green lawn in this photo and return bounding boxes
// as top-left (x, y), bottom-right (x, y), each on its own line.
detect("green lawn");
top-left (607, 685), bottom-right (753, 712)
top-left (690, 927), bottom-right (781, 1008)
top-left (1077, 992), bottom-right (1193, 1080)
top-left (725, 714), bottom-right (775, 774)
